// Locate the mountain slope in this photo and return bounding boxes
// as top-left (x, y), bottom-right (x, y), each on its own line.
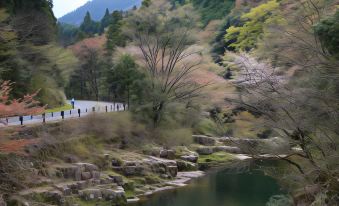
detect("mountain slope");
top-left (59, 0), bottom-right (142, 25)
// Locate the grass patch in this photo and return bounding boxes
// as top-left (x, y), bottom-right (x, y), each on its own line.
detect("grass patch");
top-left (231, 111), bottom-right (265, 138)
top-left (125, 189), bottom-right (136, 199)
top-left (46, 104), bottom-right (72, 113)
top-left (193, 118), bottom-right (220, 136)
top-left (198, 152), bottom-right (235, 164)
top-left (104, 170), bottom-right (130, 182)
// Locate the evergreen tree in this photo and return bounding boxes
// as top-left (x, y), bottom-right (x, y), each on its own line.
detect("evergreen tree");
top-left (106, 11), bottom-right (125, 55)
top-left (142, 0), bottom-right (151, 8)
top-left (57, 23), bottom-right (85, 46)
top-left (107, 55), bottom-right (146, 107)
top-left (80, 11), bottom-right (92, 33)
top-left (0, 0), bottom-right (77, 107)
top-left (100, 8), bottom-right (112, 34)
top-left (80, 11), bottom-right (99, 35)
top-left (314, 10), bottom-right (339, 59)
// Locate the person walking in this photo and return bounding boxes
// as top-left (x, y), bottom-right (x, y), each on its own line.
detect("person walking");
top-left (71, 98), bottom-right (75, 109)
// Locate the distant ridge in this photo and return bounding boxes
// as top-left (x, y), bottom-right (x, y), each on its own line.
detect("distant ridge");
top-left (58, 0), bottom-right (142, 25)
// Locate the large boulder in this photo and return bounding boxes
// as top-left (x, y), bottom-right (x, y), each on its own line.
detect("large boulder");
top-left (124, 161), bottom-right (139, 166)
top-left (180, 155), bottom-right (198, 163)
top-left (55, 164), bottom-right (82, 181)
top-left (160, 150), bottom-right (176, 160)
top-left (79, 189), bottom-right (102, 200)
top-left (109, 175), bottom-right (124, 185)
top-left (193, 135), bottom-right (216, 146)
top-left (176, 160), bottom-right (198, 171)
top-left (44, 191), bottom-right (64, 204)
top-left (167, 166), bottom-right (178, 177)
top-left (122, 166), bottom-right (144, 176)
top-left (142, 147), bottom-right (162, 157)
top-left (81, 172), bottom-right (92, 180)
top-left (91, 171), bottom-right (101, 179)
top-left (101, 189), bottom-right (117, 200)
top-left (75, 163), bottom-right (99, 172)
top-left (213, 146), bottom-right (242, 154)
top-left (196, 147), bottom-right (214, 155)
top-left (220, 137), bottom-right (290, 154)
top-left (112, 159), bottom-right (122, 167)
top-left (76, 181), bottom-right (88, 190)
top-left (55, 163), bottom-right (100, 181)
top-left (79, 188), bottom-right (126, 203)
top-left (144, 157), bottom-right (178, 178)
top-left (54, 184), bottom-right (72, 196)
top-left (100, 177), bottom-right (114, 185)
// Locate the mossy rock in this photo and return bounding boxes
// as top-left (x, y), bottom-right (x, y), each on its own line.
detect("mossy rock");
top-left (198, 152), bottom-right (235, 170)
top-left (123, 181), bottom-right (135, 191)
top-left (176, 160), bottom-right (198, 171)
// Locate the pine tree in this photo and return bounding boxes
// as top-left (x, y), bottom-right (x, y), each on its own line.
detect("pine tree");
top-left (80, 11), bottom-right (99, 35)
top-left (100, 8), bottom-right (111, 34)
top-left (142, 0), bottom-right (151, 8)
top-left (80, 11), bottom-right (92, 33)
top-left (106, 11), bottom-right (125, 55)
top-left (107, 55), bottom-right (145, 107)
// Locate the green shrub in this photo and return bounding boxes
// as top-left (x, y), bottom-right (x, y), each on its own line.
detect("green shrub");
top-left (314, 10), bottom-right (339, 59)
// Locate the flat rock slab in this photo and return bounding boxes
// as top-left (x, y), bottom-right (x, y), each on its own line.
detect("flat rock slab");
top-left (193, 135), bottom-right (216, 146)
top-left (19, 186), bottom-right (55, 196)
top-left (180, 155), bottom-right (198, 163)
top-left (127, 197), bottom-right (140, 203)
top-left (213, 146), bottom-right (242, 154)
top-left (196, 147), bottom-right (214, 155)
top-left (177, 171), bottom-right (205, 179)
top-left (167, 171), bottom-right (205, 187)
top-left (144, 186), bottom-right (176, 196)
top-left (145, 156), bottom-right (177, 165)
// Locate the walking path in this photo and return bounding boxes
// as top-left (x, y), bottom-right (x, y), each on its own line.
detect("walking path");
top-left (1, 100), bottom-right (124, 127)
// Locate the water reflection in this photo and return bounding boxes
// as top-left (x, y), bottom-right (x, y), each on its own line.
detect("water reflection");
top-left (134, 161), bottom-right (284, 206)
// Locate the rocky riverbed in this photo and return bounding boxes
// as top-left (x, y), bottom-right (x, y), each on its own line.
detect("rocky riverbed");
top-left (5, 135), bottom-right (290, 206)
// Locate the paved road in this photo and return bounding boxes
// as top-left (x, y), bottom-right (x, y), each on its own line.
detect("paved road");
top-left (0, 100), bottom-right (125, 127)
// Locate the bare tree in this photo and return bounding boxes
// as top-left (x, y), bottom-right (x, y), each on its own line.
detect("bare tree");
top-left (80, 46), bottom-right (102, 101)
top-left (125, 1), bottom-right (206, 126)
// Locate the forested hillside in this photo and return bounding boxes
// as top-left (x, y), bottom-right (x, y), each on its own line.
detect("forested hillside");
top-left (0, 0), bottom-right (77, 107)
top-left (59, 0), bottom-right (142, 25)
top-left (221, 0), bottom-right (339, 205)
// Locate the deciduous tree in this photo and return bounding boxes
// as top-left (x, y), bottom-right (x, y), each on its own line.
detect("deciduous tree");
top-left (125, 1), bottom-right (204, 126)
top-left (224, 0), bottom-right (282, 51)
top-left (0, 81), bottom-right (44, 124)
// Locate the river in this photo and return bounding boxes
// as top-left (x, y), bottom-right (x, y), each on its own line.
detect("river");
top-left (133, 161), bottom-right (285, 206)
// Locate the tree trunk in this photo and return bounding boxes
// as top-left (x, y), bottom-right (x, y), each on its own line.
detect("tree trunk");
top-left (127, 87), bottom-right (130, 110)
top-left (153, 101), bottom-right (164, 128)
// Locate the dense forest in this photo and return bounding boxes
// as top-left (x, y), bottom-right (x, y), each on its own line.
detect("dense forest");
top-left (0, 0), bottom-right (338, 205)
top-left (0, 0), bottom-right (77, 107)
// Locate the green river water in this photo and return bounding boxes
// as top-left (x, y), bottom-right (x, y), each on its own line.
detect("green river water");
top-left (133, 162), bottom-right (284, 206)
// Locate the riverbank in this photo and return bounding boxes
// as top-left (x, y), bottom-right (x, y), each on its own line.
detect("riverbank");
top-left (0, 113), bottom-right (293, 206)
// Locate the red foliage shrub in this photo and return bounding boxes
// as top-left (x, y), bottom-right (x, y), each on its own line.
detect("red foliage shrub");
top-left (0, 81), bottom-right (44, 123)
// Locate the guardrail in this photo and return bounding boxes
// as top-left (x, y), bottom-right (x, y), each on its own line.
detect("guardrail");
top-left (1, 103), bottom-right (125, 126)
